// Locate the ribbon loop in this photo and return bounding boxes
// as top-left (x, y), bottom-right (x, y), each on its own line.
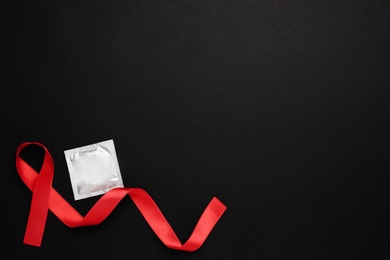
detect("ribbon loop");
top-left (16, 142), bottom-right (226, 252)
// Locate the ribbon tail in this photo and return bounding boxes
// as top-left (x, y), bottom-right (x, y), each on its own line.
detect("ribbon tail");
top-left (180, 197), bottom-right (227, 252)
top-left (129, 188), bottom-right (227, 252)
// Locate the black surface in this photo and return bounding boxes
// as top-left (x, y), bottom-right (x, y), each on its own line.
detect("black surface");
top-left (3, 1), bottom-right (389, 259)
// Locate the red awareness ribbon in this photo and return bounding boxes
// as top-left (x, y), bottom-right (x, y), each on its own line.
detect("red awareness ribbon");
top-left (16, 142), bottom-right (226, 252)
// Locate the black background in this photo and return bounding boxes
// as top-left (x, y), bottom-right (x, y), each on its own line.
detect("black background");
top-left (3, 0), bottom-right (389, 259)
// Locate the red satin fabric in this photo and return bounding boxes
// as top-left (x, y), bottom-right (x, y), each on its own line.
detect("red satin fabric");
top-left (16, 142), bottom-right (226, 252)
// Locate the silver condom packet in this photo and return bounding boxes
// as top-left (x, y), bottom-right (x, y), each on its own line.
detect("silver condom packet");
top-left (64, 139), bottom-right (124, 200)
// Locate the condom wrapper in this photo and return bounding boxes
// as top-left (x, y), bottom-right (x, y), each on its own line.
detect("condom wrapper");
top-left (64, 139), bottom-right (124, 200)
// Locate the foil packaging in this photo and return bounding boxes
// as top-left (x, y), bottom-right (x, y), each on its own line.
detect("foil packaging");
top-left (64, 139), bottom-right (124, 200)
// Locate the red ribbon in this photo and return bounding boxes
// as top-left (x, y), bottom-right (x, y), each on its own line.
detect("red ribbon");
top-left (16, 142), bottom-right (226, 252)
